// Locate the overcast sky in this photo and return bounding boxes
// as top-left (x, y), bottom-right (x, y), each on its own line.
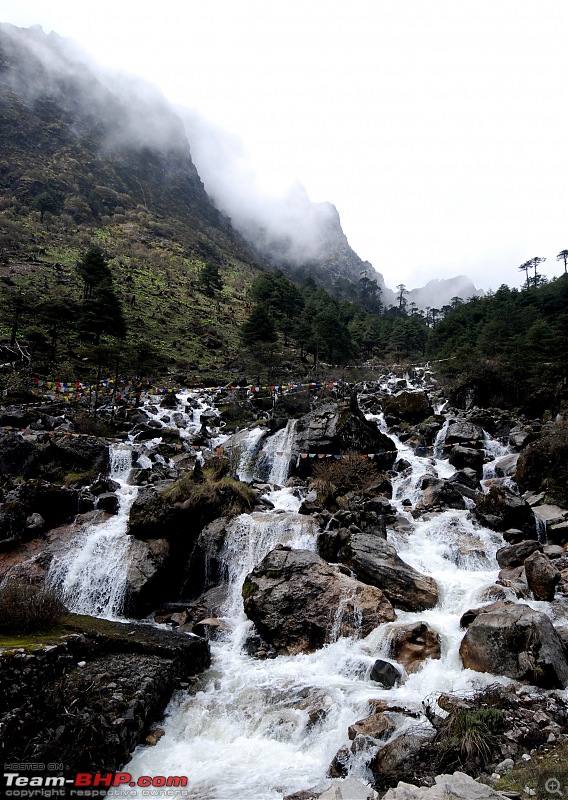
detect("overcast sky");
top-left (2, 0), bottom-right (568, 291)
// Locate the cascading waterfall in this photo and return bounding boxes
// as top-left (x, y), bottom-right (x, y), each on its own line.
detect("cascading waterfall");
top-left (123, 391), bottom-right (516, 800)
top-left (48, 444), bottom-right (138, 619)
top-left (253, 420), bottom-right (298, 485)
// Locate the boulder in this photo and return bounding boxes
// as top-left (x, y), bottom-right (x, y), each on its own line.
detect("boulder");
top-left (242, 546), bottom-right (395, 655)
top-left (495, 540), bottom-right (542, 569)
top-left (494, 453), bottom-right (519, 478)
top-left (524, 551), bottom-right (561, 601)
top-left (338, 532), bottom-right (439, 611)
top-left (448, 446), bottom-right (484, 476)
top-left (126, 537), bottom-right (171, 616)
top-left (420, 476), bottom-right (466, 510)
top-left (382, 392), bottom-right (434, 423)
top-left (96, 492), bottom-right (119, 514)
top-left (474, 486), bottom-right (536, 536)
top-left (49, 434), bottom-right (109, 472)
top-left (444, 421), bottom-right (485, 448)
top-left (0, 501), bottom-right (27, 550)
top-left (369, 659), bottom-right (403, 687)
top-left (389, 621), bottom-right (441, 673)
top-left (382, 772), bottom-right (511, 799)
top-left (348, 712), bottom-right (396, 741)
top-left (0, 430), bottom-right (38, 477)
top-left (0, 405), bottom-right (31, 428)
top-left (293, 397), bottom-right (398, 475)
top-left (448, 468), bottom-right (483, 502)
top-left (459, 602), bottom-right (568, 688)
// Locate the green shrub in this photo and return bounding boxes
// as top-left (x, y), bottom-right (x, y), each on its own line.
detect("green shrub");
top-left (0, 579), bottom-right (65, 634)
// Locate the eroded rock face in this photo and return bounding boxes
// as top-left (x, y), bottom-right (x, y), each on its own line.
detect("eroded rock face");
top-left (459, 602), bottom-right (568, 688)
top-left (338, 532), bottom-right (439, 612)
top-left (242, 546), bottom-right (395, 655)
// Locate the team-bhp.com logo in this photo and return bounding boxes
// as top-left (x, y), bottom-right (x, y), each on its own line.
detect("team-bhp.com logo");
top-left (3, 772), bottom-right (189, 797)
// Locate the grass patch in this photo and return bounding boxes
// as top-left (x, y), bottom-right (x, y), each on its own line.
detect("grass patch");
top-left (495, 741), bottom-right (568, 799)
top-left (0, 580), bottom-right (65, 634)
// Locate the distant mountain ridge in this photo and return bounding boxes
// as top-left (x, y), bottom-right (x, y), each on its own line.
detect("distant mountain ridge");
top-left (0, 22), bottom-right (484, 313)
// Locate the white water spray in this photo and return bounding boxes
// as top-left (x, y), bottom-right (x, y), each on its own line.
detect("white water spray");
top-left (48, 444), bottom-right (138, 619)
top-left (122, 388), bottom-right (520, 799)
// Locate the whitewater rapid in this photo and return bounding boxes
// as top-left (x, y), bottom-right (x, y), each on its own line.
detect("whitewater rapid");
top-left (120, 400), bottom-right (514, 799)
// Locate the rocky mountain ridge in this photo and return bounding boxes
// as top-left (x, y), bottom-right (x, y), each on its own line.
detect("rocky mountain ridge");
top-left (1, 22), bottom-right (483, 312)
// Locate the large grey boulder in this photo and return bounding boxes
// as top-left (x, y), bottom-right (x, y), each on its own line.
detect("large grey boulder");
top-left (459, 602), bottom-right (568, 688)
top-left (420, 476), bottom-right (466, 510)
top-left (126, 537), bottom-right (171, 616)
top-left (242, 546), bottom-right (395, 655)
top-left (338, 532), bottom-right (439, 611)
top-left (474, 486), bottom-right (536, 536)
top-left (293, 397), bottom-right (398, 475)
top-left (444, 421), bottom-right (485, 447)
top-left (382, 391), bottom-right (434, 423)
top-left (448, 445), bottom-right (485, 476)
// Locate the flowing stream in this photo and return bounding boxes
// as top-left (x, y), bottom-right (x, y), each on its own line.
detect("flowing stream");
top-left (120, 394), bottom-right (517, 800)
top-left (48, 443), bottom-right (138, 618)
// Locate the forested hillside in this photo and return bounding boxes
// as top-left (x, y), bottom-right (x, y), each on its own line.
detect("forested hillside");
top-left (0, 22), bottom-right (567, 422)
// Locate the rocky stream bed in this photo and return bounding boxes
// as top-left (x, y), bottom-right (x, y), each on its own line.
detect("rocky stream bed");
top-left (0, 366), bottom-right (567, 799)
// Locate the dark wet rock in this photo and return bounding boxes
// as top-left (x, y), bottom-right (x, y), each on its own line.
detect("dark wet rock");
top-left (444, 421), bottom-right (485, 448)
top-left (524, 551), bottom-right (561, 601)
top-left (96, 492), bottom-right (119, 514)
top-left (128, 486), bottom-right (176, 540)
top-left (0, 430), bottom-right (38, 477)
top-left (24, 481), bottom-right (84, 529)
top-left (448, 445), bottom-right (485, 476)
top-left (495, 540), bottom-right (542, 569)
top-left (185, 585), bottom-right (228, 624)
top-left (89, 476), bottom-right (121, 496)
top-left (459, 602), bottom-right (568, 688)
top-left (126, 538), bottom-right (171, 616)
top-left (49, 434), bottom-right (109, 472)
top-left (339, 532), bottom-right (439, 612)
top-left (389, 621), bottom-right (442, 673)
top-left (420, 476), bottom-right (466, 510)
top-left (0, 614), bottom-right (210, 774)
top-left (494, 453), bottom-right (519, 478)
top-left (447, 468), bottom-right (483, 501)
top-left (242, 546), bottom-right (395, 655)
top-left (0, 405), bottom-right (31, 428)
top-left (382, 391), bottom-right (434, 423)
top-left (317, 527), bottom-right (351, 562)
top-left (293, 397), bottom-right (398, 476)
top-left (474, 486), bottom-right (536, 536)
top-left (0, 501), bottom-right (27, 550)
top-left (370, 659), bottom-right (403, 687)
